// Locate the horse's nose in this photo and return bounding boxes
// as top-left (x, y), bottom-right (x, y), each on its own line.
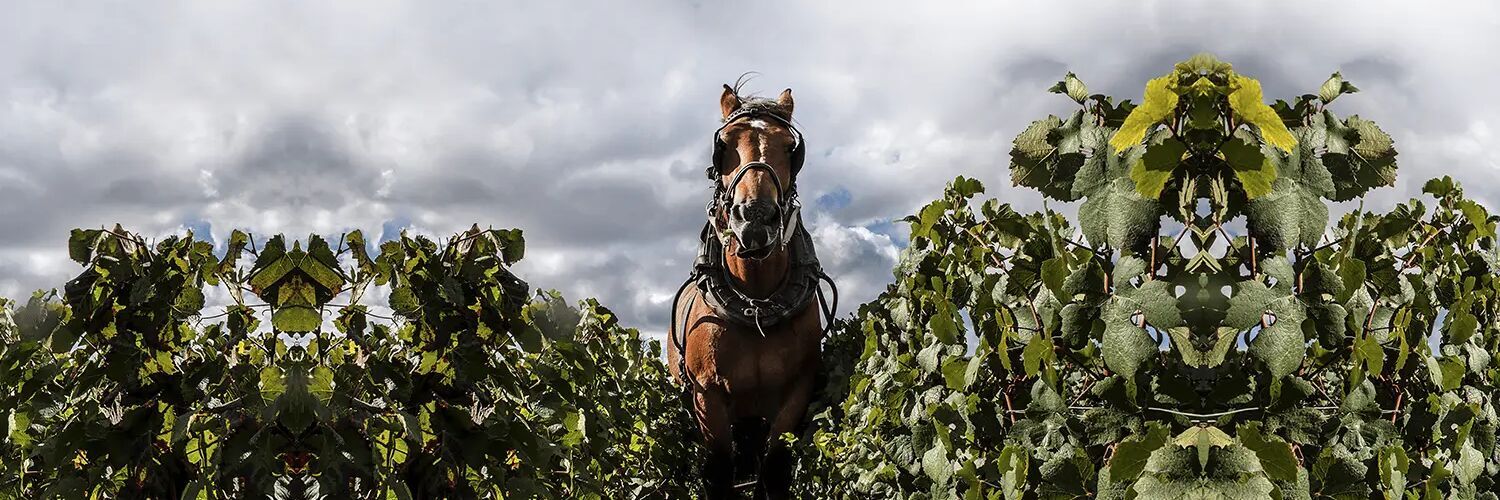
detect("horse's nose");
top-left (728, 199), bottom-right (781, 256)
top-left (730, 199), bottom-right (780, 225)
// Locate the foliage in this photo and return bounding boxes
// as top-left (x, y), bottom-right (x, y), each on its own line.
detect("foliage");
top-left (3, 54), bottom-right (1497, 499)
top-left (792, 54), bottom-right (1500, 499)
top-left (0, 226), bottom-right (698, 498)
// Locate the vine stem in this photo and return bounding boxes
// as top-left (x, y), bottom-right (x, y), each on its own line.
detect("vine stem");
top-left (1149, 236), bottom-right (1159, 281)
top-left (1060, 235), bottom-right (1108, 261)
top-left (1249, 236), bottom-right (1257, 275)
top-left (1401, 226), bottom-right (1444, 269)
top-left (1391, 379), bottom-right (1405, 424)
top-left (1003, 378), bottom-right (1018, 424)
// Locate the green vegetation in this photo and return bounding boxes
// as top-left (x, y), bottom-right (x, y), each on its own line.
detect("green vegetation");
top-left (792, 55), bottom-right (1498, 499)
top-left (3, 55), bottom-right (1497, 498)
top-left (0, 227), bottom-right (698, 498)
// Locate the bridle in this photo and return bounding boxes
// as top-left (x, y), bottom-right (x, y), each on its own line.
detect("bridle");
top-left (704, 108), bottom-right (805, 252)
top-left (671, 104), bottom-right (838, 392)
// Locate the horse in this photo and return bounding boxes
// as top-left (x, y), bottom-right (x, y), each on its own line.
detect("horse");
top-left (668, 83), bottom-right (836, 498)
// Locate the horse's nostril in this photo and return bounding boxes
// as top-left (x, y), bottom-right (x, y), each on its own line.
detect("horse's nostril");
top-left (732, 200), bottom-right (779, 224)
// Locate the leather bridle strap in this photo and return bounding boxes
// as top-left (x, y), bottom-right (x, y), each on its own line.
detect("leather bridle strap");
top-left (718, 161), bottom-right (786, 214)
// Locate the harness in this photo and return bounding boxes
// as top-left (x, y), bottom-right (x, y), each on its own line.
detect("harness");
top-left (671, 107), bottom-right (838, 389)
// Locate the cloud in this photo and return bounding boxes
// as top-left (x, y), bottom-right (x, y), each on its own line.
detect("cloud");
top-left (3, 0), bottom-right (1499, 336)
top-left (809, 217), bottom-right (902, 312)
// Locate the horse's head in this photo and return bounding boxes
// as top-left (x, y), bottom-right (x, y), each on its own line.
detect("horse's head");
top-left (709, 84), bottom-right (803, 260)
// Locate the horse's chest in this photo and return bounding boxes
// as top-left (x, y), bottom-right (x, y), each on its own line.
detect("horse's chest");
top-left (695, 327), bottom-right (805, 391)
top-left (746, 337), bottom-right (807, 385)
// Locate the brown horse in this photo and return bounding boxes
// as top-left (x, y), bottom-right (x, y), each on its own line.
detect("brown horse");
top-left (668, 84), bottom-right (833, 498)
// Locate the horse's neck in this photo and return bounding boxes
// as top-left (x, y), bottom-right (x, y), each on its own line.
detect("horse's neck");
top-left (724, 247), bottom-right (789, 299)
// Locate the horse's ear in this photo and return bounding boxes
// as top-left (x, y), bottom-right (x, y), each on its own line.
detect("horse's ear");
top-left (720, 84), bottom-right (741, 119)
top-left (777, 88), bottom-right (794, 116)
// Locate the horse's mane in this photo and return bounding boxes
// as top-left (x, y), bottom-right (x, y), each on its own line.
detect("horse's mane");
top-left (727, 98), bottom-right (792, 122)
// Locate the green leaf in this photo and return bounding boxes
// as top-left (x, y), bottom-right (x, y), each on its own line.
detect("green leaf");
top-left (1041, 257), bottom-right (1071, 300)
top-left (260, 366), bottom-right (286, 402)
top-left (1246, 177), bottom-right (1328, 251)
top-left (997, 446), bottom-right (1028, 497)
top-left (1080, 178), bottom-right (1163, 251)
top-left (1318, 72), bottom-right (1358, 103)
top-left (1454, 443), bottom-right (1483, 484)
top-left (1248, 297), bottom-right (1307, 380)
top-left (923, 443), bottom-right (953, 485)
top-left (928, 303), bottom-right (959, 345)
top-left (174, 286), bottom-right (205, 316)
top-left (68, 229), bottom-right (102, 264)
top-left (1130, 138), bottom-right (1186, 199)
top-left (1378, 445), bottom-right (1408, 495)
top-left (1335, 258), bottom-right (1366, 304)
top-left (310, 365), bottom-right (335, 404)
top-left (185, 429), bottom-right (218, 466)
top-left (1023, 334), bottom-right (1053, 377)
top-left (1226, 279), bottom-right (1286, 330)
top-left (913, 200), bottom-right (950, 240)
top-left (1010, 112), bottom-right (1095, 201)
top-left (1172, 426), bottom-right (1234, 470)
top-left (562, 411), bottom-right (586, 448)
top-left (1353, 334), bottom-right (1384, 381)
top-left (1238, 422), bottom-right (1298, 482)
top-left (1101, 298), bottom-right (1156, 377)
top-left (1423, 176), bottom-right (1457, 198)
top-left (493, 228), bottom-right (526, 265)
top-left (941, 357), bottom-right (969, 391)
top-left (1049, 72), bottom-right (1090, 103)
top-left (389, 286), bottom-right (420, 316)
top-left (7, 411), bottom-right (30, 448)
top-left (272, 305), bottom-right (322, 332)
top-left (1459, 199), bottom-right (1494, 238)
top-left (1422, 354), bottom-right (1464, 391)
top-left (1324, 115), bottom-right (1397, 200)
top-left (1108, 423), bottom-right (1170, 480)
top-left (1221, 133), bottom-right (1276, 199)
top-left (1111, 75), bottom-right (1179, 152)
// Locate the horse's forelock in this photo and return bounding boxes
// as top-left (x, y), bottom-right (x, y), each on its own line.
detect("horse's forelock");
top-left (723, 97), bottom-right (792, 123)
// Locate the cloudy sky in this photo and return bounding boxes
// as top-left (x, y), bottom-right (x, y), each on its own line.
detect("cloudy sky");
top-left (3, 1), bottom-right (1498, 339)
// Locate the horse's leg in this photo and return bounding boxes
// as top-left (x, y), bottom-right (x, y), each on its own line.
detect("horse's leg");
top-left (733, 418), bottom-right (768, 481)
top-left (755, 373), bottom-right (814, 500)
top-left (694, 388), bottom-right (736, 499)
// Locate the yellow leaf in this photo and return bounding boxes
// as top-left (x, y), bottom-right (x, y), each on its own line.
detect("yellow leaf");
top-left (1228, 75), bottom-right (1296, 152)
top-left (1110, 75), bottom-right (1180, 153)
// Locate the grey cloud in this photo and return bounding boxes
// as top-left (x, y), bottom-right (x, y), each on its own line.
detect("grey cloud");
top-left (3, 0), bottom-right (1500, 337)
